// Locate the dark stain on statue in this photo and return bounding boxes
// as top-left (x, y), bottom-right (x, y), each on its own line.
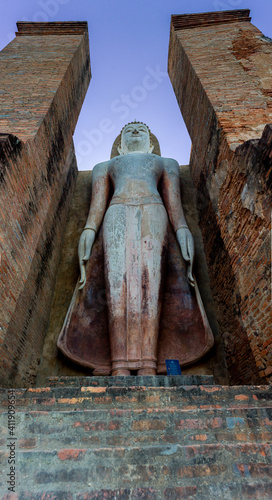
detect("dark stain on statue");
top-left (141, 266), bottom-right (149, 314)
top-left (159, 241), bottom-right (168, 302)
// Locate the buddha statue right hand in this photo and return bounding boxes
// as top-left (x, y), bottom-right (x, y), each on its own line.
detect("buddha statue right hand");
top-left (176, 226), bottom-right (195, 287)
top-left (78, 228), bottom-right (96, 290)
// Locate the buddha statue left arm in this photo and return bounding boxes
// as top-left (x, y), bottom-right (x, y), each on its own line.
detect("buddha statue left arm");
top-left (78, 161), bottom-right (110, 290)
top-left (161, 158), bottom-right (195, 287)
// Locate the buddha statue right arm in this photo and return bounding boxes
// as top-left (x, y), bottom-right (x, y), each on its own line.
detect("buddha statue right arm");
top-left (78, 161), bottom-right (110, 290)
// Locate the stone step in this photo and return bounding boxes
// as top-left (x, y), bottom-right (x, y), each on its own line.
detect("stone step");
top-left (1, 406), bottom-right (271, 451)
top-left (1, 443), bottom-right (271, 498)
top-left (0, 384), bottom-right (271, 412)
top-left (45, 375), bottom-right (215, 387)
top-left (1, 382), bottom-right (272, 498)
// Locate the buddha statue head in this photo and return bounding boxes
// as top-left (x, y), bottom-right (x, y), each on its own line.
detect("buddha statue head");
top-left (110, 121), bottom-right (161, 158)
top-left (118, 121), bottom-right (154, 155)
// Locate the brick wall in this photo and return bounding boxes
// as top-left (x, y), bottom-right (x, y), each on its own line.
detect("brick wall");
top-left (0, 22), bottom-right (91, 387)
top-left (168, 10), bottom-right (272, 384)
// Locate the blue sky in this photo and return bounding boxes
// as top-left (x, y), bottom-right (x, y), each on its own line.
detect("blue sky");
top-left (1, 0), bottom-right (272, 170)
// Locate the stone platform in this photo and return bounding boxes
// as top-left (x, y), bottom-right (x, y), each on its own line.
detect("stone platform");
top-left (0, 376), bottom-right (272, 499)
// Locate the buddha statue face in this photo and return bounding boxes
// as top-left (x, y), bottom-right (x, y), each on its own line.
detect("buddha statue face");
top-left (118, 122), bottom-right (154, 155)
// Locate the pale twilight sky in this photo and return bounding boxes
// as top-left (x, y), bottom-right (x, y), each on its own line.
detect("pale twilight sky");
top-left (1, 0), bottom-right (272, 170)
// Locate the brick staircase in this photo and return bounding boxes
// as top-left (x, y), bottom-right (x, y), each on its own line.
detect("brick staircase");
top-left (0, 376), bottom-right (272, 499)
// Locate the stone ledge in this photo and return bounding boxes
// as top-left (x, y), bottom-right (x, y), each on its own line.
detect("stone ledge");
top-left (45, 375), bottom-right (215, 388)
top-left (171, 9), bottom-right (251, 31)
top-left (16, 21), bottom-right (88, 36)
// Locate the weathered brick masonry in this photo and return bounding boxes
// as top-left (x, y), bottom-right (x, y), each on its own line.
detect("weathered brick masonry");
top-left (0, 22), bottom-right (91, 387)
top-left (168, 10), bottom-right (272, 385)
top-left (0, 377), bottom-right (272, 497)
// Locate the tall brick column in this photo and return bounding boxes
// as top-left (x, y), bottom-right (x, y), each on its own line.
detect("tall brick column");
top-left (0, 22), bottom-right (91, 386)
top-left (168, 10), bottom-right (272, 384)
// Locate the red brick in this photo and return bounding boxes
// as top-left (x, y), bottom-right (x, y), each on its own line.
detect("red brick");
top-left (164, 487), bottom-right (197, 499)
top-left (57, 449), bottom-right (87, 461)
top-left (76, 491), bottom-right (130, 500)
top-left (131, 419), bottom-right (166, 431)
top-left (18, 438), bottom-right (37, 449)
